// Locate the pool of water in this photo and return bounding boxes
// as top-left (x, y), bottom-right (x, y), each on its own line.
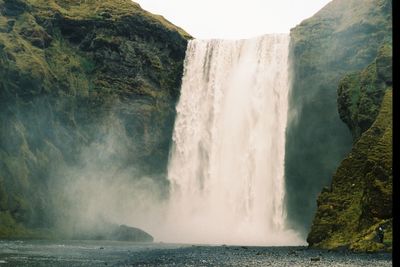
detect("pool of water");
top-left (0, 240), bottom-right (392, 266)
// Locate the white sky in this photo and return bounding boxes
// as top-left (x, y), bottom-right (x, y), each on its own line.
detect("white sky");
top-left (134, 0), bottom-right (332, 39)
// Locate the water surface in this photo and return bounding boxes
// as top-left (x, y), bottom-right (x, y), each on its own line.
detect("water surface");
top-left (0, 240), bottom-right (392, 266)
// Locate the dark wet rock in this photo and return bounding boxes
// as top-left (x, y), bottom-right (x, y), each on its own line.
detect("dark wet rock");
top-left (299, 1), bottom-right (392, 253)
top-left (308, 90), bottom-right (392, 252)
top-left (6, 19), bottom-right (15, 32)
top-left (109, 224), bottom-right (153, 242)
top-left (338, 44), bottom-right (392, 141)
top-left (77, 223), bottom-right (153, 243)
top-left (0, 0), bottom-right (190, 238)
top-left (20, 27), bottom-right (53, 48)
top-left (1, 0), bottom-right (29, 16)
top-left (99, 11), bottom-right (112, 19)
top-left (286, 0), bottom-right (392, 236)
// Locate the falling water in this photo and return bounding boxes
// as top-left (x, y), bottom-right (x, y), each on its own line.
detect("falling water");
top-left (161, 34), bottom-right (302, 245)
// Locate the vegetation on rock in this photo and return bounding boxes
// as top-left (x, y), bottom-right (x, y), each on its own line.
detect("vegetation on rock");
top-left (0, 0), bottom-right (392, 249)
top-left (308, 87), bottom-right (392, 252)
top-left (286, 0), bottom-right (392, 235)
top-left (306, 2), bottom-right (392, 252)
top-left (0, 0), bottom-right (189, 238)
top-left (338, 43), bottom-right (392, 141)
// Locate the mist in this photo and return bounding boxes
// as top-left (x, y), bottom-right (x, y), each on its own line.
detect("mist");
top-left (45, 115), bottom-right (170, 240)
top-left (284, 0), bottom-right (392, 236)
top-left (158, 35), bottom-right (304, 246)
top-left (0, 91), bottom-right (175, 241)
top-left (0, 1), bottom-right (392, 264)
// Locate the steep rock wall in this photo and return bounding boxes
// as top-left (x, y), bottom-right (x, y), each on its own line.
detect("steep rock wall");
top-left (307, 45), bottom-right (392, 252)
top-left (0, 0), bottom-right (189, 238)
top-left (286, 0), bottom-right (392, 235)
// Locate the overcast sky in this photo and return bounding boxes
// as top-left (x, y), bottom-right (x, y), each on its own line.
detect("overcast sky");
top-left (134, 0), bottom-right (332, 39)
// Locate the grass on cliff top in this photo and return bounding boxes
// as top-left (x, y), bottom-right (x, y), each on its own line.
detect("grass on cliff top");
top-left (317, 0), bottom-right (389, 31)
top-left (0, 9), bottom-right (95, 97)
top-left (29, 0), bottom-right (142, 19)
top-left (292, 0), bottom-right (391, 40)
top-left (0, 13), bottom-right (52, 92)
top-left (28, 0), bottom-right (191, 39)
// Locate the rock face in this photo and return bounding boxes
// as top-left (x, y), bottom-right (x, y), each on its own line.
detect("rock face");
top-left (338, 44), bottom-right (392, 141)
top-left (307, 44), bottom-right (392, 252)
top-left (286, 0), bottom-right (392, 235)
top-left (307, 87), bottom-right (392, 252)
top-left (0, 0), bottom-right (189, 238)
top-left (80, 223), bottom-right (154, 242)
top-left (110, 224), bottom-right (153, 242)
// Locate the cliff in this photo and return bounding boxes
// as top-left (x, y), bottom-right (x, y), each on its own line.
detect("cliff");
top-left (338, 44), bottom-right (392, 141)
top-left (0, 0), bottom-right (189, 238)
top-left (307, 45), bottom-right (392, 252)
top-left (286, 0), bottom-right (392, 235)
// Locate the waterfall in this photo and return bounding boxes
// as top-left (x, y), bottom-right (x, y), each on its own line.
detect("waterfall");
top-left (161, 34), bottom-right (302, 245)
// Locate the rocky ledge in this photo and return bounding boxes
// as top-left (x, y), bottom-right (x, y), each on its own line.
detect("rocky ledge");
top-left (307, 45), bottom-right (392, 252)
top-left (0, 0), bottom-right (189, 238)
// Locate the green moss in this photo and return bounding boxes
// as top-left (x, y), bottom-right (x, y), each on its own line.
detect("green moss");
top-left (338, 43), bottom-right (392, 141)
top-left (29, 0), bottom-right (191, 39)
top-left (46, 37), bottom-right (93, 97)
top-left (308, 89), bottom-right (392, 252)
top-left (0, 0), bottom-right (189, 239)
top-left (0, 212), bottom-right (27, 237)
top-left (0, 211), bottom-right (58, 239)
top-left (286, 0), bottom-right (392, 234)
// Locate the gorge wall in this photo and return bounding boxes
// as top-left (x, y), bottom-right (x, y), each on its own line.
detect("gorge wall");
top-left (0, 0), bottom-right (189, 238)
top-left (0, 0), bottom-right (392, 249)
top-left (307, 43), bottom-right (392, 252)
top-left (286, 0), bottom-right (392, 238)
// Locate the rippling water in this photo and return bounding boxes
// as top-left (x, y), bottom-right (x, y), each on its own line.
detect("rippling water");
top-left (0, 240), bottom-right (392, 266)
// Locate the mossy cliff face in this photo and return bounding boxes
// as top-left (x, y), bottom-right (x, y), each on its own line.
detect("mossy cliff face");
top-left (307, 87), bottom-right (392, 252)
top-left (338, 44), bottom-right (392, 141)
top-left (285, 0), bottom-right (392, 235)
top-left (0, 0), bottom-right (189, 238)
top-left (306, 15), bottom-right (392, 253)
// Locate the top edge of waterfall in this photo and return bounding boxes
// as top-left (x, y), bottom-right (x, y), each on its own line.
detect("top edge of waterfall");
top-left (165, 33), bottom-right (302, 245)
top-left (191, 33), bottom-right (289, 42)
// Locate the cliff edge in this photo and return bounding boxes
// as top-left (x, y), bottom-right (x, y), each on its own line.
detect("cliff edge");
top-left (0, 0), bottom-right (189, 238)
